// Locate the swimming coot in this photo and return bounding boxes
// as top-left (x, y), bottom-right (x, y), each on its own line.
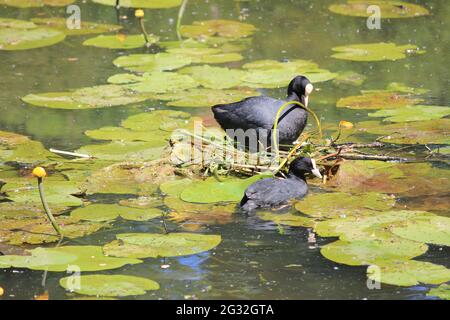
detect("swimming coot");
top-left (212, 75), bottom-right (313, 150)
top-left (240, 157), bottom-right (322, 212)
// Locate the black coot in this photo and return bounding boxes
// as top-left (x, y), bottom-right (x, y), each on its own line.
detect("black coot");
top-left (240, 157), bottom-right (322, 212)
top-left (212, 75), bottom-right (313, 150)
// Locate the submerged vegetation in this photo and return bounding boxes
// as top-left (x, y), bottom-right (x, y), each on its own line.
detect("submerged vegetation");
top-left (0, 0), bottom-right (449, 300)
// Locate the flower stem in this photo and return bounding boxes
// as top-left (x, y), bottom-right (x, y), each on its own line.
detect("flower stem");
top-left (37, 177), bottom-right (63, 240)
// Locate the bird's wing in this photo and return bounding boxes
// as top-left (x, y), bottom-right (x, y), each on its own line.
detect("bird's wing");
top-left (244, 178), bottom-right (300, 206)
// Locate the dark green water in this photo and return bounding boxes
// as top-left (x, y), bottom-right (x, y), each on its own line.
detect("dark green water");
top-left (0, 0), bottom-right (449, 300)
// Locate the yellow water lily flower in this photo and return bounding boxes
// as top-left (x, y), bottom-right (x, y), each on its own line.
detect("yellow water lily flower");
top-left (135, 9), bottom-right (145, 18)
top-left (32, 167), bottom-right (47, 178)
top-left (339, 120), bottom-right (354, 129)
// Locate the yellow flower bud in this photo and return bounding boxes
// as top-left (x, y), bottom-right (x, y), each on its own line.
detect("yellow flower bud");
top-left (339, 120), bottom-right (354, 129)
top-left (32, 167), bottom-right (47, 178)
top-left (135, 9), bottom-right (144, 18)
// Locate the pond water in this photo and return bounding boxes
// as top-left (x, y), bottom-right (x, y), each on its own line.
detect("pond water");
top-left (0, 0), bottom-right (449, 300)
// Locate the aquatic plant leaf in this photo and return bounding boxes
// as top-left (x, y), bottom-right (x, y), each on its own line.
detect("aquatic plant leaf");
top-left (333, 71), bottom-right (366, 86)
top-left (70, 204), bottom-right (162, 222)
top-left (22, 92), bottom-right (91, 109)
top-left (295, 192), bottom-right (395, 219)
top-left (107, 73), bottom-right (144, 84)
top-left (113, 53), bottom-right (192, 72)
top-left (81, 163), bottom-right (161, 195)
top-left (30, 18), bottom-right (122, 35)
top-left (368, 105), bottom-right (450, 122)
top-left (391, 216), bottom-right (450, 246)
top-left (155, 88), bottom-right (260, 108)
top-left (336, 91), bottom-right (422, 110)
top-left (196, 52), bottom-right (244, 64)
top-left (0, 246), bottom-right (141, 271)
top-left (0, 18), bottom-right (37, 29)
top-left (180, 19), bottom-right (256, 39)
top-left (103, 233), bottom-right (221, 258)
top-left (167, 47), bottom-right (243, 64)
top-left (0, 27), bottom-right (65, 50)
top-left (358, 120), bottom-right (450, 144)
top-left (367, 261), bottom-right (450, 287)
top-left (83, 34), bottom-right (157, 49)
top-left (320, 239), bottom-right (428, 266)
top-left (125, 72), bottom-right (198, 93)
top-left (179, 65), bottom-right (245, 89)
top-left (427, 284), bottom-right (450, 300)
top-left (329, 1), bottom-right (429, 19)
top-left (180, 174), bottom-right (269, 204)
top-left (85, 126), bottom-right (170, 144)
top-left (60, 274), bottom-right (159, 297)
top-left (331, 43), bottom-right (423, 61)
top-left (92, 0), bottom-right (182, 8)
top-left (159, 178), bottom-right (193, 196)
top-left (119, 196), bottom-right (163, 209)
top-left (257, 211), bottom-right (315, 227)
top-left (0, 0), bottom-right (74, 8)
top-left (384, 82), bottom-right (429, 95)
top-left (121, 110), bottom-right (191, 131)
top-left (76, 141), bottom-right (165, 161)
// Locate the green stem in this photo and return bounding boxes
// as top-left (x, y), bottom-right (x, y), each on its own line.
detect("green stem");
top-left (176, 0), bottom-right (189, 40)
top-left (139, 17), bottom-right (151, 47)
top-left (37, 177), bottom-right (63, 240)
top-left (272, 101), bottom-right (322, 161)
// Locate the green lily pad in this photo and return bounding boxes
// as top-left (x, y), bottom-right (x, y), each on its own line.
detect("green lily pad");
top-left (180, 19), bottom-right (256, 39)
top-left (85, 126), bottom-right (170, 144)
top-left (113, 53), bottom-right (192, 72)
top-left (337, 91), bottom-right (423, 110)
top-left (119, 196), bottom-right (164, 209)
top-left (22, 92), bottom-right (91, 109)
top-left (83, 34), bottom-right (158, 49)
top-left (368, 105), bottom-right (450, 122)
top-left (155, 88), bottom-right (261, 108)
top-left (92, 0), bottom-right (182, 9)
top-left (331, 43), bottom-right (424, 61)
top-left (179, 65), bottom-right (245, 89)
top-left (180, 174), bottom-right (269, 204)
top-left (385, 82), bottom-right (430, 95)
top-left (333, 71), bottom-right (366, 86)
top-left (329, 1), bottom-right (430, 19)
top-left (427, 284), bottom-right (450, 300)
top-left (257, 211), bottom-right (315, 227)
top-left (167, 47), bottom-right (243, 64)
top-left (121, 110), bottom-right (191, 131)
top-left (358, 120), bottom-right (450, 145)
top-left (367, 261), bottom-right (450, 287)
top-left (31, 18), bottom-right (122, 36)
top-left (60, 274), bottom-right (159, 297)
top-left (125, 72), bottom-right (198, 93)
top-left (295, 192), bottom-right (395, 219)
top-left (391, 216), bottom-right (450, 247)
top-left (320, 239), bottom-right (428, 266)
top-left (160, 178), bottom-right (193, 196)
top-left (0, 0), bottom-right (74, 8)
top-left (70, 204), bottom-right (162, 222)
top-left (81, 162), bottom-right (162, 195)
top-left (76, 141), bottom-right (165, 161)
top-left (0, 27), bottom-right (65, 51)
top-left (103, 232), bottom-right (222, 259)
top-left (0, 246), bottom-right (141, 271)
top-left (0, 18), bottom-right (37, 29)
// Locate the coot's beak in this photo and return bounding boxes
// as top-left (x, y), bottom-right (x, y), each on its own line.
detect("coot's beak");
top-left (301, 83), bottom-right (314, 108)
top-left (310, 159), bottom-right (322, 179)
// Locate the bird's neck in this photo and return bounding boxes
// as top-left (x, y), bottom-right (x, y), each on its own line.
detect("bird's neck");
top-left (287, 172), bottom-right (306, 181)
top-left (286, 92), bottom-right (300, 102)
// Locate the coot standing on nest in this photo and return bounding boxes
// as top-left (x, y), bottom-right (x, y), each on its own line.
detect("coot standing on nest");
top-left (240, 157), bottom-right (322, 212)
top-left (212, 75), bottom-right (313, 150)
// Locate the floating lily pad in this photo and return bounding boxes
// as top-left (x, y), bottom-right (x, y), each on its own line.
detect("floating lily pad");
top-left (257, 211), bottom-right (314, 227)
top-left (331, 43), bottom-right (423, 61)
top-left (368, 105), bottom-right (450, 122)
top-left (329, 1), bottom-right (430, 19)
top-left (85, 126), bottom-right (170, 144)
top-left (22, 92), bottom-right (91, 109)
top-left (181, 174), bottom-right (270, 204)
top-left (385, 82), bottom-right (429, 95)
top-left (76, 141), bottom-right (165, 161)
top-left (70, 204), bottom-right (162, 222)
top-left (427, 284), bottom-right (450, 300)
top-left (0, 0), bottom-right (75, 8)
top-left (60, 274), bottom-right (159, 297)
top-left (31, 18), bottom-right (122, 36)
top-left (113, 53), bottom-right (192, 72)
top-left (167, 199), bottom-right (235, 226)
top-left (0, 246), bottom-right (141, 271)
top-left (92, 0), bottom-right (182, 8)
top-left (320, 239), bottom-right (428, 266)
top-left (337, 91), bottom-right (422, 110)
top-left (119, 196), bottom-right (163, 209)
top-left (81, 162), bottom-right (162, 195)
top-left (0, 27), bottom-right (65, 51)
top-left (179, 65), bottom-right (245, 89)
top-left (167, 47), bottom-right (243, 64)
top-left (155, 88), bottom-right (261, 108)
top-left (103, 233), bottom-right (222, 259)
top-left (333, 71), bottom-right (366, 86)
top-left (121, 110), bottom-right (191, 131)
top-left (0, 18), bottom-right (37, 29)
top-left (125, 72), bottom-right (198, 93)
top-left (391, 216), bottom-right (450, 246)
top-left (295, 192), bottom-right (395, 219)
top-left (367, 261), bottom-right (450, 287)
top-left (180, 19), bottom-right (256, 39)
top-left (358, 120), bottom-right (450, 145)
top-left (83, 34), bottom-right (158, 49)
